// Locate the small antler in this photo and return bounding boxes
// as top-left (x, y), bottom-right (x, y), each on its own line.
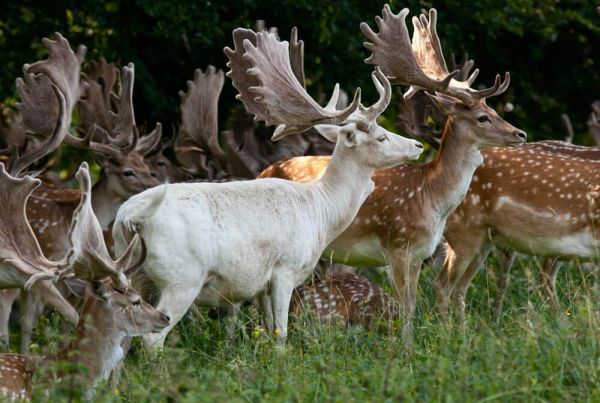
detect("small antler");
top-left (225, 29), bottom-right (366, 140)
top-left (175, 66), bottom-right (226, 175)
top-left (361, 6), bottom-right (509, 106)
top-left (7, 33), bottom-right (86, 175)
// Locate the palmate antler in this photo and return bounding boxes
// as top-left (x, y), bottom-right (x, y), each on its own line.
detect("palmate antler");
top-left (0, 162), bottom-right (142, 291)
top-left (4, 33), bottom-right (86, 175)
top-left (175, 66), bottom-right (226, 177)
top-left (361, 5), bottom-right (510, 106)
top-left (77, 58), bottom-right (119, 135)
top-left (225, 29), bottom-right (391, 140)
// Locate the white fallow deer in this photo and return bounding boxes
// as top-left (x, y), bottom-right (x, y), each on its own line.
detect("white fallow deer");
top-left (437, 105), bottom-right (600, 320)
top-left (258, 5), bottom-right (526, 346)
top-left (112, 27), bottom-right (423, 352)
top-left (0, 163), bottom-right (169, 401)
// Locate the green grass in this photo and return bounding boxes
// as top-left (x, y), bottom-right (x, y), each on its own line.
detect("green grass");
top-left (17, 256), bottom-right (600, 402)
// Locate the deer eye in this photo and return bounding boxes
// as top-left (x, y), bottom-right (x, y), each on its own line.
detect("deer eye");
top-left (157, 160), bottom-right (166, 167)
top-left (131, 298), bottom-right (141, 307)
top-left (377, 135), bottom-right (388, 142)
top-left (478, 115), bottom-right (490, 123)
top-left (123, 169), bottom-right (136, 177)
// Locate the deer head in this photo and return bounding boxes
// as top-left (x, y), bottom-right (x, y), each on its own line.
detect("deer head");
top-left (68, 63), bottom-right (160, 196)
top-left (225, 28), bottom-right (423, 169)
top-left (362, 6), bottom-right (526, 148)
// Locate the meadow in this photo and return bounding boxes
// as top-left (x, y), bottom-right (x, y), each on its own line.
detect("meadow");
top-left (20, 255), bottom-right (599, 402)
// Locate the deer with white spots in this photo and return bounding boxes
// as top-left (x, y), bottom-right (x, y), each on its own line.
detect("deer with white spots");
top-left (291, 272), bottom-right (398, 327)
top-left (451, 103), bottom-right (600, 321)
top-left (0, 163), bottom-right (169, 401)
top-left (112, 27), bottom-right (423, 352)
top-left (258, 5), bottom-right (526, 347)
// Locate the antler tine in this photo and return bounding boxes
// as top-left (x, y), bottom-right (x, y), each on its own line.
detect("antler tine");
top-left (109, 63), bottom-right (139, 152)
top-left (225, 28), bottom-right (362, 141)
top-left (61, 162), bottom-right (141, 290)
top-left (450, 53), bottom-right (478, 84)
top-left (136, 122), bottom-right (163, 156)
top-left (359, 67), bottom-right (392, 120)
top-left (588, 100), bottom-right (600, 145)
top-left (289, 27), bottom-right (306, 88)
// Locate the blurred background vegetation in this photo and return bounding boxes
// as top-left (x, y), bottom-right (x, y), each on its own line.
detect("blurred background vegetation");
top-left (0, 0), bottom-right (598, 146)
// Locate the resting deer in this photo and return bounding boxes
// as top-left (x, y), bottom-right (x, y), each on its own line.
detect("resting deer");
top-left (0, 163), bottom-right (170, 400)
top-left (291, 272), bottom-right (398, 327)
top-left (258, 5), bottom-right (526, 346)
top-left (112, 27), bottom-right (423, 352)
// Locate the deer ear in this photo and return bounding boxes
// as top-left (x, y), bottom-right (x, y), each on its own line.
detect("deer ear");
top-left (314, 124), bottom-right (340, 143)
top-left (342, 130), bottom-right (358, 148)
top-left (425, 92), bottom-right (461, 115)
top-left (92, 281), bottom-right (113, 302)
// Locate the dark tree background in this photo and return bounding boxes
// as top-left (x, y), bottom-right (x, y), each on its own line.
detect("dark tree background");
top-left (0, 0), bottom-right (598, 146)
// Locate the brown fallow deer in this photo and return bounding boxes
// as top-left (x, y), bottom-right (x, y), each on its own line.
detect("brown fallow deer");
top-left (0, 33), bottom-right (88, 350)
top-left (258, 5), bottom-right (526, 347)
top-left (435, 100), bottom-right (600, 323)
top-left (291, 272), bottom-right (398, 327)
top-left (1, 61), bottom-right (161, 353)
top-left (463, 102), bottom-right (600, 321)
top-left (0, 163), bottom-right (169, 401)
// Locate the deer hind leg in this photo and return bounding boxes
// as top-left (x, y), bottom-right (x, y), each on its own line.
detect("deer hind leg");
top-left (450, 245), bottom-right (491, 324)
top-left (0, 289), bottom-right (19, 350)
top-left (19, 290), bottom-right (47, 354)
top-left (225, 302), bottom-right (242, 347)
top-left (388, 248), bottom-right (422, 350)
top-left (493, 249), bottom-right (516, 322)
top-left (435, 229), bottom-right (487, 322)
top-left (142, 281), bottom-right (204, 356)
top-left (540, 258), bottom-right (562, 312)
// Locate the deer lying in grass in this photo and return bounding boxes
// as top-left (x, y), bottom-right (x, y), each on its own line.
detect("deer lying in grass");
top-left (258, 5), bottom-right (526, 346)
top-left (112, 27), bottom-right (423, 352)
top-left (291, 272), bottom-right (398, 327)
top-left (435, 104), bottom-right (600, 321)
top-left (0, 163), bottom-right (169, 401)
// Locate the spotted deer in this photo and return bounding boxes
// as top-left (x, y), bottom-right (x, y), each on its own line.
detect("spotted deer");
top-left (291, 272), bottom-right (398, 327)
top-left (112, 27), bottom-right (423, 353)
top-left (258, 5), bottom-right (526, 346)
top-left (0, 163), bottom-right (169, 401)
top-left (1, 61), bottom-right (161, 353)
top-left (462, 103), bottom-right (600, 321)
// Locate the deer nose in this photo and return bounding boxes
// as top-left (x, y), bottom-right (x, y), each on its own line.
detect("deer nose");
top-left (515, 130), bottom-right (527, 141)
top-left (162, 313), bottom-right (170, 322)
top-left (415, 142), bottom-right (424, 149)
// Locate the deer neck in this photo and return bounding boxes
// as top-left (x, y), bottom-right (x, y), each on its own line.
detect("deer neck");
top-left (91, 176), bottom-right (125, 230)
top-left (52, 296), bottom-right (124, 393)
top-left (424, 118), bottom-right (483, 215)
top-left (317, 144), bottom-right (376, 243)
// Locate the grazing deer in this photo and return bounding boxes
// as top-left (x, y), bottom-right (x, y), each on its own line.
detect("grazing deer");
top-left (258, 5), bottom-right (526, 346)
top-left (435, 107), bottom-right (600, 321)
top-left (291, 272), bottom-right (398, 327)
top-left (0, 163), bottom-right (169, 401)
top-left (112, 27), bottom-right (423, 352)
top-left (2, 61), bottom-right (163, 353)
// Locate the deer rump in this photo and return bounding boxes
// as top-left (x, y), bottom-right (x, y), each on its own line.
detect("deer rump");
top-left (114, 179), bottom-right (364, 305)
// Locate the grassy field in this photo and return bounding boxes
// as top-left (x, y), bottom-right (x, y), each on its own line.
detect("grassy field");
top-left (19, 255), bottom-right (600, 402)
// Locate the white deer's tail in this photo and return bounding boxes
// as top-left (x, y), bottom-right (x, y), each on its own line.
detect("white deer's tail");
top-left (113, 185), bottom-right (167, 252)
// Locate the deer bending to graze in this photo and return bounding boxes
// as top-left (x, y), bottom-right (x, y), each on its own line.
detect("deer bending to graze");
top-left (258, 5), bottom-right (526, 347)
top-left (291, 272), bottom-right (398, 327)
top-left (0, 163), bottom-right (169, 401)
top-left (112, 27), bottom-right (423, 352)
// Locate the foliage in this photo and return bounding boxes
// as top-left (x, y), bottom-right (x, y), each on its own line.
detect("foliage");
top-left (0, 0), bottom-right (598, 150)
top-left (17, 257), bottom-right (600, 401)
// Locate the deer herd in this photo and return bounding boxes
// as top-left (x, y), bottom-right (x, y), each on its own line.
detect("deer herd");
top-left (0, 4), bottom-right (597, 399)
